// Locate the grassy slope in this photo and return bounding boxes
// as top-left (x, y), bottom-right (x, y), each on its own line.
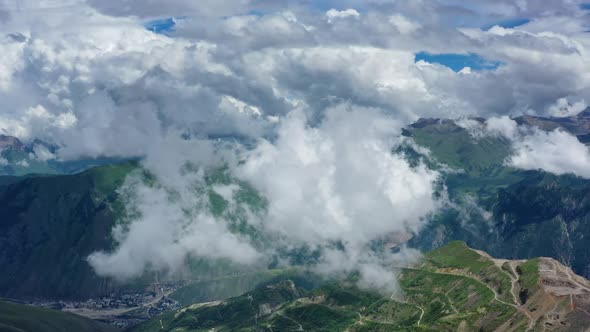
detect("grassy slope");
top-left (408, 120), bottom-right (512, 176)
top-left (170, 268), bottom-right (322, 306)
top-left (424, 241), bottom-right (514, 304)
top-left (0, 301), bottom-right (118, 332)
top-left (517, 258), bottom-right (540, 291)
top-left (130, 242), bottom-right (527, 332)
top-left (400, 269), bottom-right (519, 331)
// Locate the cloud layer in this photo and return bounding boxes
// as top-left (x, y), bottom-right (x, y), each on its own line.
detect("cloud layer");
top-left (3, 0), bottom-right (590, 290)
top-left (88, 106), bottom-right (440, 295)
top-left (1, 0), bottom-right (590, 159)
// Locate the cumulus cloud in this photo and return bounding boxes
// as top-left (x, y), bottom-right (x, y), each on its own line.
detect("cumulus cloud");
top-left (2, 0), bottom-right (590, 292)
top-left (89, 106), bottom-right (441, 293)
top-left (32, 144), bottom-right (56, 161)
top-left (546, 97), bottom-right (587, 118)
top-left (0, 0), bottom-right (589, 159)
top-left (237, 105), bottom-right (440, 245)
top-left (325, 9), bottom-right (360, 23)
top-left (87, 136), bottom-right (262, 279)
top-left (455, 115), bottom-right (518, 139)
top-left (88, 170), bottom-right (263, 280)
top-left (510, 129), bottom-right (590, 178)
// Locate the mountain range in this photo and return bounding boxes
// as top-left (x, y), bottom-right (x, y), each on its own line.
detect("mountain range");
top-left (1, 110), bottom-right (590, 330)
top-left (0, 135), bottom-right (129, 176)
top-left (130, 242), bottom-right (590, 331)
top-left (404, 110), bottom-right (590, 279)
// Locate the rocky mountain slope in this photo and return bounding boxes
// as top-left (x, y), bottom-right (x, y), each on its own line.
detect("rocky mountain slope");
top-left (0, 162), bottom-right (137, 300)
top-left (129, 242), bottom-right (590, 332)
top-left (404, 112), bottom-right (590, 279)
top-left (2, 109), bottom-right (590, 303)
top-left (0, 162), bottom-right (268, 301)
top-left (514, 107), bottom-right (590, 141)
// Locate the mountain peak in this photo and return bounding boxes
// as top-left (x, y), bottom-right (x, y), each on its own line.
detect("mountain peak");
top-left (0, 135), bottom-right (24, 151)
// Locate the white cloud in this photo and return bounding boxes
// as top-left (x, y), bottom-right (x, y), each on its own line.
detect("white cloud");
top-left (238, 106), bottom-right (440, 246)
top-left (485, 116), bottom-right (519, 139)
top-left (1, 1), bottom-right (590, 155)
top-left (233, 105), bottom-right (440, 290)
top-left (388, 14), bottom-right (421, 34)
top-left (87, 139), bottom-right (262, 279)
top-left (325, 9), bottom-right (360, 23)
top-left (510, 129), bottom-right (590, 178)
top-left (32, 144), bottom-right (56, 161)
top-left (457, 115), bottom-right (590, 178)
top-left (89, 106), bottom-right (441, 290)
top-left (455, 116), bottom-right (518, 140)
top-left (2, 0), bottom-right (590, 291)
top-left (546, 97), bottom-right (587, 117)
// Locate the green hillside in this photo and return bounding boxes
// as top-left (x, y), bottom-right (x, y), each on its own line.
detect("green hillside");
top-left (169, 268), bottom-right (322, 306)
top-left (0, 162), bottom-right (271, 301)
top-left (1, 114), bottom-right (590, 305)
top-left (129, 242), bottom-right (544, 332)
top-left (405, 118), bottom-right (513, 176)
top-left (405, 119), bottom-right (590, 279)
top-left (0, 300), bottom-right (118, 332)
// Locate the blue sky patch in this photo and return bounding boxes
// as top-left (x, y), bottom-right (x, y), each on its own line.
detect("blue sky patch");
top-left (415, 52), bottom-right (502, 72)
top-left (483, 18), bottom-right (530, 30)
top-left (581, 3), bottom-right (590, 10)
top-left (247, 9), bottom-right (267, 17)
top-left (145, 17), bottom-right (176, 34)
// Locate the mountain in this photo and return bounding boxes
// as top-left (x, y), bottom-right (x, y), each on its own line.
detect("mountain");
top-left (514, 107), bottom-right (590, 139)
top-left (0, 134), bottom-right (130, 176)
top-left (129, 242), bottom-right (590, 332)
top-left (0, 300), bottom-right (118, 332)
top-left (0, 135), bottom-right (24, 151)
top-left (0, 162), bottom-right (271, 301)
top-left (404, 113), bottom-right (590, 279)
top-left (0, 162), bottom-right (137, 300)
top-left (2, 109), bottom-right (590, 302)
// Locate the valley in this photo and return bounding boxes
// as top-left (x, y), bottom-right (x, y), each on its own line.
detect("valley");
top-left (1, 113), bottom-right (590, 330)
top-left (3, 2), bottom-right (590, 331)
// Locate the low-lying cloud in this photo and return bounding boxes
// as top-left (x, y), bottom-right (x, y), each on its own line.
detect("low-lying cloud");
top-left (510, 129), bottom-right (590, 178)
top-left (88, 106), bottom-right (441, 293)
top-left (3, 0), bottom-right (590, 293)
top-left (238, 105), bottom-right (440, 246)
top-left (457, 115), bottom-right (590, 179)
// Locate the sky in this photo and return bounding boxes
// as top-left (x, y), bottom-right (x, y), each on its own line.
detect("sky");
top-left (2, 0), bottom-right (590, 290)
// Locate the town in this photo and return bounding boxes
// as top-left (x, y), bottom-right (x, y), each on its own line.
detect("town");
top-left (29, 282), bottom-right (185, 329)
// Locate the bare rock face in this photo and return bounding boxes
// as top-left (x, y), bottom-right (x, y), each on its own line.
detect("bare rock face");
top-left (534, 258), bottom-right (590, 330)
top-left (502, 257), bottom-right (590, 331)
top-left (0, 135), bottom-right (24, 151)
top-left (462, 246), bottom-right (590, 331)
top-left (514, 107), bottom-right (590, 137)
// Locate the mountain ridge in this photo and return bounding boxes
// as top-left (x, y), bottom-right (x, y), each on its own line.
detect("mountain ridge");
top-left (129, 241), bottom-right (590, 332)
